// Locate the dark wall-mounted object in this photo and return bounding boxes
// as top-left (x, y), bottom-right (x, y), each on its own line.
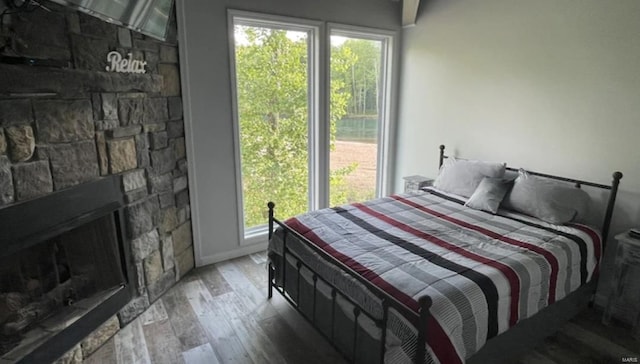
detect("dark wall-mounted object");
top-left (48, 0), bottom-right (174, 41)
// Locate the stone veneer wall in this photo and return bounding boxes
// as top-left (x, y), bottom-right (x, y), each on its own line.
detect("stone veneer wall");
top-left (0, 3), bottom-right (194, 362)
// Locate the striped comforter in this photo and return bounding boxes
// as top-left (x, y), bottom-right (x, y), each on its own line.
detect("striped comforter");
top-left (270, 189), bottom-right (601, 363)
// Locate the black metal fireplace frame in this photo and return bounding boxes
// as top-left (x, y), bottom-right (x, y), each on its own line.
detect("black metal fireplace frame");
top-left (0, 176), bottom-right (135, 363)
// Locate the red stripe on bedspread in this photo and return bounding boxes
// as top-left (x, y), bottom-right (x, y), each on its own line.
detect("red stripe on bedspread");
top-left (353, 202), bottom-right (522, 328)
top-left (286, 217), bottom-right (463, 364)
top-left (392, 195), bottom-right (560, 305)
top-left (568, 223), bottom-right (602, 276)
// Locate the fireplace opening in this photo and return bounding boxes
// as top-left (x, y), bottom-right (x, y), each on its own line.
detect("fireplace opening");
top-left (0, 213), bottom-right (125, 358)
top-left (0, 176), bottom-right (134, 363)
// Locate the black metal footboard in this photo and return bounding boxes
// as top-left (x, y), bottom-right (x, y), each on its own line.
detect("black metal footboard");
top-left (267, 202), bottom-right (432, 364)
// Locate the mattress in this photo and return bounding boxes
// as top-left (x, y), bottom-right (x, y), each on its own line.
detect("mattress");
top-left (268, 188), bottom-right (601, 363)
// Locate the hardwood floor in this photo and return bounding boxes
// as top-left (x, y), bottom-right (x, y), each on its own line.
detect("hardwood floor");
top-left (85, 252), bottom-right (639, 364)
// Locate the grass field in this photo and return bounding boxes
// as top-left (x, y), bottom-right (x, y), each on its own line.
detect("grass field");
top-left (330, 140), bottom-right (377, 203)
top-left (335, 117), bottom-right (378, 143)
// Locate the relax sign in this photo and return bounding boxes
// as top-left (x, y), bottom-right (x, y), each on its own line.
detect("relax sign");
top-left (105, 51), bottom-right (147, 74)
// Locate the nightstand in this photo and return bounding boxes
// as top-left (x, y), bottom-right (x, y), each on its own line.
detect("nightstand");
top-left (403, 175), bottom-right (434, 193)
top-left (603, 231), bottom-right (640, 339)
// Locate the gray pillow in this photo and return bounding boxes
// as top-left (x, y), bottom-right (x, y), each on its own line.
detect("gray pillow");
top-left (465, 177), bottom-right (513, 214)
top-left (433, 157), bottom-right (506, 198)
top-left (502, 170), bottom-right (590, 224)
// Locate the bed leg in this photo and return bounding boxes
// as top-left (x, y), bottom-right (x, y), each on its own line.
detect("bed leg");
top-left (331, 289), bottom-right (337, 341)
top-left (379, 300), bottom-right (389, 364)
top-left (415, 296), bottom-right (433, 364)
top-left (268, 201), bottom-right (275, 240)
top-left (268, 262), bottom-right (274, 299)
top-left (588, 290), bottom-right (596, 308)
top-left (312, 275), bottom-right (318, 323)
top-left (296, 261), bottom-right (302, 304)
top-left (267, 202), bottom-right (275, 299)
top-left (352, 307), bottom-right (361, 362)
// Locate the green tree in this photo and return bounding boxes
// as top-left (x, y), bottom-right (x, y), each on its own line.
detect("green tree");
top-left (332, 39), bottom-right (381, 116)
top-left (235, 26), bottom-right (354, 227)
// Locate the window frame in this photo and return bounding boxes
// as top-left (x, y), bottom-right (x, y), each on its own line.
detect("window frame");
top-left (228, 10), bottom-right (322, 245)
top-left (327, 23), bottom-right (396, 202)
top-left (228, 10), bottom-right (397, 246)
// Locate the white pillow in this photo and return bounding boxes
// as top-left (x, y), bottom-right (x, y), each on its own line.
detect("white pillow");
top-left (502, 170), bottom-right (591, 224)
top-left (433, 157), bottom-right (506, 198)
top-left (465, 177), bottom-right (513, 214)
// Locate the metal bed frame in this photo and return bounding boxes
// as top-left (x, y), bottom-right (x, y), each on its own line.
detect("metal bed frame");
top-left (267, 144), bottom-right (623, 363)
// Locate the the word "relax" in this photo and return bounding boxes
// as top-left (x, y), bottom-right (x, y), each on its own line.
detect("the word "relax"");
top-left (105, 51), bottom-right (147, 74)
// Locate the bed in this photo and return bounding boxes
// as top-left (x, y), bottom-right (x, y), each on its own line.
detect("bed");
top-left (267, 145), bottom-right (623, 364)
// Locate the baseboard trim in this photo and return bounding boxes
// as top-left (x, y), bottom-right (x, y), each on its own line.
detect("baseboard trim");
top-left (196, 242), bottom-right (268, 266)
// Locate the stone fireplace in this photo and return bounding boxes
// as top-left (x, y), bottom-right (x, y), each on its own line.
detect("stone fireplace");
top-left (0, 1), bottom-right (194, 362)
top-left (0, 177), bottom-right (134, 362)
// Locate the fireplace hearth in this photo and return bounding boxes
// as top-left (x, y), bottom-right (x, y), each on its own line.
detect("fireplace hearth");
top-left (0, 176), bottom-right (134, 363)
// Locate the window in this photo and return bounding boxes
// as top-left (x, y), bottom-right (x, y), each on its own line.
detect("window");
top-left (329, 29), bottom-right (393, 205)
top-left (229, 12), bottom-right (395, 244)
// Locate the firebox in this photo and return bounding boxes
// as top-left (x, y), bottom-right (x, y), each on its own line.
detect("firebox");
top-left (0, 176), bottom-right (134, 363)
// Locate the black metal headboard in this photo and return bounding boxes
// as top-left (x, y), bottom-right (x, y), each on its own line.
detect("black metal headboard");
top-left (437, 144), bottom-right (623, 251)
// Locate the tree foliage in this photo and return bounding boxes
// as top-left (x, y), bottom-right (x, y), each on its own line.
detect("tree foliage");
top-left (235, 27), bottom-right (356, 227)
top-left (331, 39), bottom-right (381, 116)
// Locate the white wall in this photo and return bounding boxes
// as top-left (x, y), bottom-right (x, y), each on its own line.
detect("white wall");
top-left (176, 0), bottom-right (401, 265)
top-left (395, 0), bottom-right (640, 307)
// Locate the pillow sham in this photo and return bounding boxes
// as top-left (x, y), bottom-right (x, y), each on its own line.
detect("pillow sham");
top-left (465, 177), bottom-right (513, 214)
top-left (433, 157), bottom-right (506, 198)
top-left (502, 169), bottom-right (590, 224)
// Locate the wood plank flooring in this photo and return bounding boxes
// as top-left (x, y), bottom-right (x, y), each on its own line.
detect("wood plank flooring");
top-left (85, 252), bottom-right (639, 364)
